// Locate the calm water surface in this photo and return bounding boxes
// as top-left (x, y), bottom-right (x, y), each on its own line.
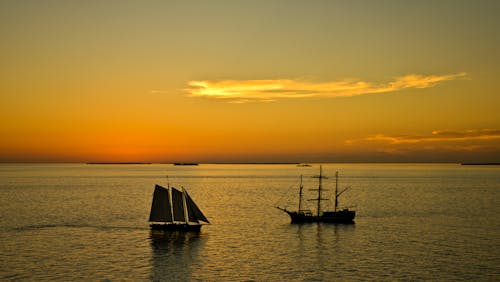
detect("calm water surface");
top-left (1, 163), bottom-right (499, 281)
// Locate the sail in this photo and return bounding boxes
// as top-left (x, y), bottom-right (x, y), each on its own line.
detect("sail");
top-left (185, 191), bottom-right (210, 223)
top-left (171, 187), bottom-right (186, 222)
top-left (149, 185), bottom-right (172, 222)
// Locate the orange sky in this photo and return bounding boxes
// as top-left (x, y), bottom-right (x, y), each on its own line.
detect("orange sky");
top-left (1, 1), bottom-right (499, 163)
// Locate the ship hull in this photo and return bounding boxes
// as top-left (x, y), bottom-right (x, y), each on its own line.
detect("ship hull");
top-left (150, 223), bottom-right (202, 232)
top-left (286, 210), bottom-right (355, 224)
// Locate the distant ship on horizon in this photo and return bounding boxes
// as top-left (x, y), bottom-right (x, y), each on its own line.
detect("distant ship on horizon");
top-left (276, 166), bottom-right (355, 224)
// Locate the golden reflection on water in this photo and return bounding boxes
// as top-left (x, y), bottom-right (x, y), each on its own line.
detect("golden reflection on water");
top-left (1, 164), bottom-right (499, 280)
top-left (150, 231), bottom-right (204, 281)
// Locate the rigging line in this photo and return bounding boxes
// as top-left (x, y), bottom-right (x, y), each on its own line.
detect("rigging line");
top-left (273, 184), bottom-right (296, 207)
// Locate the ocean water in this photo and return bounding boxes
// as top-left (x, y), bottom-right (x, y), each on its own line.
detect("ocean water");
top-left (0, 163), bottom-right (499, 281)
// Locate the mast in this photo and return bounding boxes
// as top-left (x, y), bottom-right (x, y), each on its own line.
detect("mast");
top-left (182, 187), bottom-right (189, 223)
top-left (169, 186), bottom-right (175, 222)
top-left (317, 166), bottom-right (322, 217)
top-left (298, 175), bottom-right (303, 212)
top-left (308, 165), bottom-right (328, 216)
top-left (334, 171), bottom-right (338, 212)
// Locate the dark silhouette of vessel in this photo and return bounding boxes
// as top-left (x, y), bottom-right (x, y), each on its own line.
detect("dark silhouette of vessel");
top-left (276, 166), bottom-right (355, 224)
top-left (149, 184), bottom-right (209, 231)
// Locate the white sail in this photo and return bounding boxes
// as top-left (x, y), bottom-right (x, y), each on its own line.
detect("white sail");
top-left (149, 185), bottom-right (172, 222)
top-left (185, 191), bottom-right (210, 223)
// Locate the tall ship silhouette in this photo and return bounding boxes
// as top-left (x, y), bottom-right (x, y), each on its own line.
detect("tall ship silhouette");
top-left (149, 184), bottom-right (209, 231)
top-left (277, 166), bottom-right (355, 224)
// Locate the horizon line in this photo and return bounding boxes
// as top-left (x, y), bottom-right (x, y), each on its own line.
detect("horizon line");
top-left (0, 161), bottom-right (485, 165)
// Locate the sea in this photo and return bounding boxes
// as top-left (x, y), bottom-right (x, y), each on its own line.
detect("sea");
top-left (0, 163), bottom-right (499, 281)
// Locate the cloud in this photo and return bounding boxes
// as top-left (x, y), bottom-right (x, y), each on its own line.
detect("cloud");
top-left (348, 129), bottom-right (500, 145)
top-left (150, 90), bottom-right (168, 94)
top-left (345, 129), bottom-right (500, 158)
top-left (184, 72), bottom-right (467, 102)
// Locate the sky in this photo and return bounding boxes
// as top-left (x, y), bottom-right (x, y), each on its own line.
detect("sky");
top-left (1, 0), bottom-right (499, 163)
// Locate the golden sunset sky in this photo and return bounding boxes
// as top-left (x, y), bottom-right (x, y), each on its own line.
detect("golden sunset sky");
top-left (1, 0), bottom-right (499, 163)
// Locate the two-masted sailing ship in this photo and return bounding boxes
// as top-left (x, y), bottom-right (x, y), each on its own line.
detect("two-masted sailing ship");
top-left (149, 184), bottom-right (209, 231)
top-left (276, 166), bottom-right (356, 224)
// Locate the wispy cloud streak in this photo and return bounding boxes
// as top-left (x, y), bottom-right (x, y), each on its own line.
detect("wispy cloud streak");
top-left (185, 73), bottom-right (467, 102)
top-left (349, 129), bottom-right (500, 145)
